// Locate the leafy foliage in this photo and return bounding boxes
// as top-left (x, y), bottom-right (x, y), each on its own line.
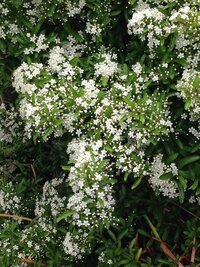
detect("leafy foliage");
top-left (0, 0), bottom-right (200, 266)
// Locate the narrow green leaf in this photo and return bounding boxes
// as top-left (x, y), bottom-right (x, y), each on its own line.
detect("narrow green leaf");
top-left (108, 230), bottom-right (117, 242)
top-left (97, 159), bottom-right (107, 171)
top-left (101, 76), bottom-right (109, 86)
top-left (117, 229), bottom-right (128, 241)
top-left (184, 99), bottom-right (191, 110)
top-left (137, 229), bottom-right (151, 238)
top-left (166, 153), bottom-right (179, 164)
top-left (104, 144), bottom-right (113, 153)
top-left (56, 210), bottom-right (76, 223)
top-left (178, 175), bottom-right (187, 189)
top-left (159, 172), bottom-right (174, 180)
top-left (124, 172), bottom-right (129, 181)
top-left (62, 166), bottom-right (71, 171)
top-left (129, 237), bottom-right (136, 251)
top-left (143, 215), bottom-right (160, 239)
top-left (178, 183), bottom-right (185, 204)
top-left (110, 10), bottom-right (121, 16)
top-left (178, 155), bottom-right (200, 169)
top-left (190, 179), bottom-right (198, 190)
top-left (131, 176), bottom-right (142, 189)
top-left (56, 210), bottom-right (77, 223)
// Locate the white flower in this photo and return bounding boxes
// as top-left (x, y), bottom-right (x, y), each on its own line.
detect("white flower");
top-left (94, 54), bottom-right (118, 77)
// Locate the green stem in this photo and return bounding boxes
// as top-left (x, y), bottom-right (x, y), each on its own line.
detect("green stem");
top-left (143, 215), bottom-right (160, 239)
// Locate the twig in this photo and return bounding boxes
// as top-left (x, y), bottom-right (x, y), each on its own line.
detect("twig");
top-left (191, 237), bottom-right (196, 263)
top-left (20, 258), bottom-right (46, 267)
top-left (30, 164), bottom-right (36, 178)
top-left (0, 213), bottom-right (33, 222)
top-left (143, 215), bottom-right (160, 239)
top-left (171, 202), bottom-right (200, 221)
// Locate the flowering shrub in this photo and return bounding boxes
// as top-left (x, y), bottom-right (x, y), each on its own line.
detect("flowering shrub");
top-left (0, 0), bottom-right (200, 266)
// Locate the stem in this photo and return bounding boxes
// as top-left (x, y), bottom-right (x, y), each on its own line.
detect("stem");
top-left (20, 258), bottom-right (46, 267)
top-left (143, 215), bottom-right (160, 239)
top-left (0, 213), bottom-right (33, 222)
top-left (172, 202), bottom-right (200, 221)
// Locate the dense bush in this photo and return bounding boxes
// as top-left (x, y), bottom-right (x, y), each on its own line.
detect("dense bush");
top-left (0, 0), bottom-right (200, 266)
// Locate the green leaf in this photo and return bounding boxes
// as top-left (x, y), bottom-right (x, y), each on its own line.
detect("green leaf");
top-left (104, 144), bottom-right (113, 153)
top-left (178, 155), bottom-right (200, 169)
top-left (101, 76), bottom-right (109, 86)
top-left (185, 99), bottom-right (191, 110)
top-left (178, 175), bottom-right (187, 189)
top-left (169, 65), bottom-right (175, 80)
top-left (117, 229), bottom-right (129, 241)
top-left (139, 114), bottom-right (145, 124)
top-left (43, 128), bottom-right (53, 141)
top-left (166, 153), bottom-right (179, 164)
top-left (124, 172), bottom-right (129, 181)
top-left (159, 172), bottom-right (174, 180)
top-left (137, 229), bottom-right (150, 238)
top-left (110, 10), bottom-right (121, 17)
top-left (33, 20), bottom-right (45, 35)
top-left (108, 230), bottom-right (117, 242)
top-left (62, 165), bottom-right (71, 171)
top-left (19, 17), bottom-right (33, 31)
top-left (0, 41), bottom-right (6, 53)
top-left (129, 237), bottom-right (136, 251)
top-left (178, 183), bottom-right (185, 203)
top-left (175, 58), bottom-right (188, 67)
top-left (56, 210), bottom-right (76, 223)
top-left (48, 4), bottom-right (56, 16)
top-left (190, 179), bottom-right (198, 190)
top-left (129, 0), bottom-right (137, 5)
top-left (175, 139), bottom-right (184, 150)
top-left (131, 176), bottom-right (142, 189)
top-left (118, 259), bottom-right (131, 266)
top-left (33, 132), bottom-right (40, 144)
top-left (168, 32), bottom-right (178, 52)
top-left (97, 159), bottom-right (107, 171)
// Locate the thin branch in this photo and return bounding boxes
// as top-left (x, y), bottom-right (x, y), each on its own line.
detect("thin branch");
top-left (29, 164), bottom-right (36, 178)
top-left (0, 213), bottom-right (33, 222)
top-left (20, 258), bottom-right (46, 267)
top-left (191, 237), bottom-right (196, 263)
top-left (171, 202), bottom-right (200, 221)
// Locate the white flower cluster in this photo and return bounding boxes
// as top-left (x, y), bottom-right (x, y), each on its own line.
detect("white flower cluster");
top-left (128, 1), bottom-right (200, 61)
top-left (12, 48), bottom-right (81, 140)
top-left (177, 69), bottom-right (200, 120)
top-left (86, 21), bottom-right (102, 37)
top-left (149, 154), bottom-right (179, 198)
top-left (94, 53), bottom-right (119, 77)
top-left (62, 230), bottom-right (89, 259)
top-left (66, 138), bottom-right (115, 228)
top-left (0, 104), bottom-right (22, 143)
top-left (0, 217), bottom-right (57, 262)
top-left (189, 195), bottom-right (200, 205)
top-left (0, 182), bottom-right (21, 213)
top-left (169, 5), bottom-right (200, 65)
top-left (35, 177), bottom-right (67, 217)
top-left (0, 160), bottom-right (16, 179)
top-left (1, 0), bottom-right (86, 25)
top-left (11, 46), bottom-right (174, 180)
top-left (127, 1), bottom-right (167, 58)
top-left (0, 0), bottom-right (87, 53)
top-left (24, 33), bottom-right (48, 55)
top-left (7, 44), bottom-right (177, 260)
top-left (64, 35), bottom-right (86, 60)
top-left (98, 252), bottom-right (113, 266)
top-left (176, 69), bottom-right (200, 139)
top-left (189, 126), bottom-right (200, 140)
top-left (33, 137), bottom-right (115, 260)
